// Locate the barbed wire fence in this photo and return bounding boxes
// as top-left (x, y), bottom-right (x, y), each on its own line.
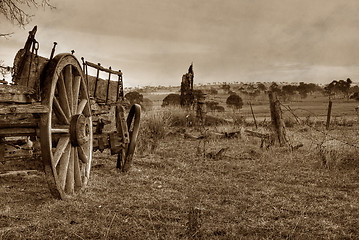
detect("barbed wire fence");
top-left (145, 96), bottom-right (359, 146)
top-left (280, 102), bottom-right (359, 149)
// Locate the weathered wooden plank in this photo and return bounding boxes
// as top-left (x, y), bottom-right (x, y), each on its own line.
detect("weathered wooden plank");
top-left (0, 170), bottom-right (38, 177)
top-left (0, 128), bottom-right (38, 137)
top-left (0, 118), bottom-right (38, 128)
top-left (0, 143), bottom-right (34, 158)
top-left (12, 50), bottom-right (49, 100)
top-left (0, 154), bottom-right (42, 172)
top-left (85, 61), bottom-right (122, 75)
top-left (0, 104), bottom-right (49, 114)
top-left (0, 84), bottom-right (35, 103)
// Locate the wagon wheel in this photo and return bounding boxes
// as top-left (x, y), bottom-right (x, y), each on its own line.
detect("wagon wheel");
top-left (40, 53), bottom-right (93, 199)
top-left (117, 104), bottom-right (141, 172)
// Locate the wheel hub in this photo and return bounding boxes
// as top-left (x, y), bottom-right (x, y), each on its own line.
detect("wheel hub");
top-left (70, 114), bottom-right (90, 146)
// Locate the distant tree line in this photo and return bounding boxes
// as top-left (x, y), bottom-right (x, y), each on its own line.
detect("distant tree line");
top-left (159, 78), bottom-right (359, 111)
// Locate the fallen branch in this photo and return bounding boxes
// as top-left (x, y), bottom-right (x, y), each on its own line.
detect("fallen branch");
top-left (206, 147), bottom-right (230, 160)
top-left (244, 129), bottom-right (270, 139)
top-left (0, 170), bottom-right (38, 177)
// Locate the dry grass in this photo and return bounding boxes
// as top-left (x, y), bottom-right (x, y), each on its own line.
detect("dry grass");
top-left (2, 117), bottom-right (359, 239)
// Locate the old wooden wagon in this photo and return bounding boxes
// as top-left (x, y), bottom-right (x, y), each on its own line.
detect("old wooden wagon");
top-left (0, 26), bottom-right (141, 199)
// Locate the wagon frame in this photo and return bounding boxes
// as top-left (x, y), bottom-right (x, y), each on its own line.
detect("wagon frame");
top-left (0, 26), bottom-right (141, 199)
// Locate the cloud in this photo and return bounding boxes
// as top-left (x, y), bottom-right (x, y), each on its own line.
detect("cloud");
top-left (2, 0), bottom-right (359, 86)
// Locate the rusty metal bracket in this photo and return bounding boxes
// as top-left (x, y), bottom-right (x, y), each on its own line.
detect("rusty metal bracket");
top-left (98, 135), bottom-right (105, 152)
top-left (106, 67), bottom-right (111, 104)
top-left (116, 105), bottom-right (130, 144)
top-left (109, 132), bottom-right (125, 155)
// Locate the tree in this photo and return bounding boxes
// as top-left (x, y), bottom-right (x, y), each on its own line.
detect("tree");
top-left (1, 0), bottom-right (54, 79)
top-left (257, 83), bottom-right (267, 92)
top-left (296, 82), bottom-right (310, 99)
top-left (0, 60), bottom-right (12, 79)
top-left (0, 0), bottom-right (54, 30)
top-left (269, 82), bottom-right (281, 94)
top-left (221, 83), bottom-right (230, 93)
top-left (324, 78), bottom-right (352, 99)
top-left (281, 84), bottom-right (297, 101)
top-left (226, 94), bottom-right (243, 110)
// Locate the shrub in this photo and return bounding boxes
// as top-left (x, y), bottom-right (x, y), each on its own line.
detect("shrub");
top-left (209, 87), bottom-right (218, 95)
top-left (226, 94), bottom-right (243, 110)
top-left (284, 117), bottom-right (296, 128)
top-left (214, 105), bottom-right (225, 112)
top-left (125, 91), bottom-right (143, 105)
top-left (163, 106), bottom-right (193, 127)
top-left (136, 107), bottom-right (192, 154)
top-left (141, 98), bottom-right (153, 111)
top-left (162, 94), bottom-right (181, 107)
top-left (205, 101), bottom-right (220, 111)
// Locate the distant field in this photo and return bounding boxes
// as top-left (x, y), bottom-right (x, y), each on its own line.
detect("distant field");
top-left (143, 90), bottom-right (359, 124)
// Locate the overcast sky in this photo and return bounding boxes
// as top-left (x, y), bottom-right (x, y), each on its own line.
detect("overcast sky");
top-left (1, 0), bottom-right (359, 87)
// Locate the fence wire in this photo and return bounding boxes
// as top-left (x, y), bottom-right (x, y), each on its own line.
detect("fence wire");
top-left (280, 102), bottom-right (359, 150)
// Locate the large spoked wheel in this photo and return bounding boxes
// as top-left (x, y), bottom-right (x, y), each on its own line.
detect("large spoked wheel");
top-left (117, 104), bottom-right (141, 172)
top-left (40, 53), bottom-right (93, 199)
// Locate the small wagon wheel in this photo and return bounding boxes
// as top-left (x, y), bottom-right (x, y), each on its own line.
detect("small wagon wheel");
top-left (40, 53), bottom-right (93, 199)
top-left (117, 104), bottom-right (141, 172)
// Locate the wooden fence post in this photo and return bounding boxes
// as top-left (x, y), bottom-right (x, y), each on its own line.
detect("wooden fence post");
top-left (249, 102), bottom-right (258, 129)
top-left (268, 91), bottom-right (287, 146)
top-left (326, 100), bottom-right (332, 130)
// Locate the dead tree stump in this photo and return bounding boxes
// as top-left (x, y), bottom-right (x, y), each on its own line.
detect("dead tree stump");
top-left (180, 64), bottom-right (194, 107)
top-left (268, 91), bottom-right (287, 146)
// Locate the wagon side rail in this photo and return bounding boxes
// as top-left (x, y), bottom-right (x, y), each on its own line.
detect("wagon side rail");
top-left (81, 59), bottom-right (124, 105)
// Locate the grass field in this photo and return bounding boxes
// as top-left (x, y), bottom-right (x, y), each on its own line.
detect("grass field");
top-left (144, 91), bottom-right (359, 117)
top-left (1, 92), bottom-right (359, 239)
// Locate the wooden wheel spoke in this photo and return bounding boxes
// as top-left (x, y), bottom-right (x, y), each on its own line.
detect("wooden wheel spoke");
top-left (77, 145), bottom-right (88, 164)
top-left (57, 143), bottom-right (71, 189)
top-left (72, 76), bottom-right (81, 115)
top-left (77, 99), bottom-right (88, 115)
top-left (65, 147), bottom-right (75, 194)
top-left (74, 147), bottom-right (82, 188)
top-left (53, 137), bottom-right (70, 167)
top-left (51, 125), bottom-right (70, 134)
top-left (64, 65), bottom-right (73, 114)
top-left (53, 98), bottom-right (70, 124)
top-left (58, 73), bottom-right (71, 118)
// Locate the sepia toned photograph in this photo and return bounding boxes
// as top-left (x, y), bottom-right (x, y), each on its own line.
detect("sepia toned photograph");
top-left (1, 0), bottom-right (359, 239)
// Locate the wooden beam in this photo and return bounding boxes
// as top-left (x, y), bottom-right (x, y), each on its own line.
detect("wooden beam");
top-left (85, 61), bottom-right (122, 75)
top-left (0, 119), bottom-right (38, 128)
top-left (0, 128), bottom-right (38, 137)
top-left (0, 104), bottom-right (49, 114)
top-left (0, 85), bottom-right (35, 103)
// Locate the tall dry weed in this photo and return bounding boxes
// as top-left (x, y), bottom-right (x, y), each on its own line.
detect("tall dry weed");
top-left (163, 106), bottom-right (193, 127)
top-left (136, 111), bottom-right (170, 154)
